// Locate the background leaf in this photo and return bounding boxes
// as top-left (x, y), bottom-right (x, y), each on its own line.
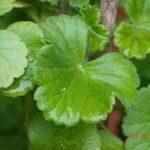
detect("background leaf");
top-left (99, 130), bottom-right (124, 150)
top-left (0, 30), bottom-right (28, 88)
top-left (115, 0), bottom-right (150, 58)
top-left (0, 21), bottom-right (45, 97)
top-left (115, 23), bottom-right (150, 58)
top-left (123, 85), bottom-right (150, 149)
top-left (29, 113), bottom-right (101, 150)
top-left (81, 5), bottom-right (109, 52)
top-left (125, 0), bottom-right (150, 23)
top-left (0, 0), bottom-right (15, 16)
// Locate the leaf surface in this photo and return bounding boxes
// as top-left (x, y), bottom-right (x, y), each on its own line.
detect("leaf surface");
top-left (33, 15), bottom-right (139, 126)
top-left (115, 0), bottom-right (150, 58)
top-left (99, 130), bottom-right (124, 150)
top-left (29, 113), bottom-right (101, 150)
top-left (81, 5), bottom-right (109, 52)
top-left (125, 0), bottom-right (150, 23)
top-left (1, 21), bottom-right (45, 97)
top-left (0, 30), bottom-right (28, 88)
top-left (123, 85), bottom-right (150, 150)
top-left (0, 0), bottom-right (15, 15)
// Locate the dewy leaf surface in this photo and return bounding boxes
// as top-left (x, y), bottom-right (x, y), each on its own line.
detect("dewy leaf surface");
top-left (99, 130), bottom-right (124, 150)
top-left (123, 85), bottom-right (150, 150)
top-left (29, 113), bottom-right (101, 150)
top-left (1, 21), bottom-right (45, 97)
top-left (0, 0), bottom-right (15, 15)
top-left (114, 0), bottom-right (150, 58)
top-left (33, 15), bottom-right (139, 126)
top-left (0, 30), bottom-right (28, 88)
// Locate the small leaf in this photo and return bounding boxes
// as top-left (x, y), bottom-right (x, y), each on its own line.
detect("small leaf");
top-left (33, 15), bottom-right (139, 126)
top-left (28, 113), bottom-right (101, 150)
top-left (89, 25), bottom-right (109, 52)
top-left (0, 0), bottom-right (15, 15)
top-left (115, 0), bottom-right (150, 58)
top-left (81, 5), bottom-right (101, 26)
top-left (115, 22), bottom-right (150, 58)
top-left (81, 5), bottom-right (109, 52)
top-left (70, 0), bottom-right (89, 8)
top-left (99, 130), bottom-right (125, 150)
top-left (123, 85), bottom-right (150, 149)
top-left (0, 30), bottom-right (28, 88)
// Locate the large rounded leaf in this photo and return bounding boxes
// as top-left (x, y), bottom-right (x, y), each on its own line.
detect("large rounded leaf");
top-left (0, 30), bottom-right (28, 88)
top-left (33, 15), bottom-right (139, 126)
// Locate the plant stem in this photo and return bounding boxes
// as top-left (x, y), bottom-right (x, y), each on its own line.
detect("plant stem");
top-left (101, 0), bottom-right (118, 37)
top-left (101, 0), bottom-right (119, 51)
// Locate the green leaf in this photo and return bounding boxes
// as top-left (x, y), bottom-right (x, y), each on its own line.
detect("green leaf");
top-left (81, 5), bottom-right (109, 52)
top-left (7, 21), bottom-right (45, 62)
top-left (0, 0), bottom-right (15, 15)
top-left (29, 113), bottom-right (101, 150)
top-left (115, 0), bottom-right (150, 58)
top-left (70, 0), bottom-right (89, 8)
top-left (1, 66), bottom-right (33, 97)
top-left (0, 30), bottom-right (28, 88)
top-left (81, 5), bottom-right (101, 27)
top-left (89, 25), bottom-right (109, 52)
top-left (115, 22), bottom-right (150, 58)
top-left (1, 22), bottom-right (45, 97)
top-left (99, 130), bottom-right (125, 150)
top-left (33, 15), bottom-right (139, 126)
top-left (123, 85), bottom-right (150, 149)
top-left (125, 0), bottom-right (150, 23)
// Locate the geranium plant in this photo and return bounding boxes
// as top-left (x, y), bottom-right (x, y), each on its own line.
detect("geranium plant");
top-left (0, 0), bottom-right (150, 149)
